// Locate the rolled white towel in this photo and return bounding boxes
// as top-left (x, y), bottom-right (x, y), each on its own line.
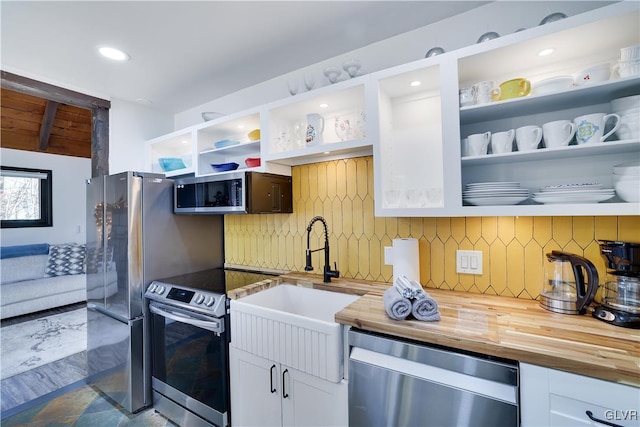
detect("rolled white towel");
top-left (410, 284), bottom-right (441, 321)
top-left (383, 286), bottom-right (411, 320)
top-left (394, 275), bottom-right (417, 299)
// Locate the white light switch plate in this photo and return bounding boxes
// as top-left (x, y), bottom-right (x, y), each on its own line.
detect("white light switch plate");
top-left (456, 250), bottom-right (483, 275)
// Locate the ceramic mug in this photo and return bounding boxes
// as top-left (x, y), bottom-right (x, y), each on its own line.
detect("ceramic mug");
top-left (467, 132), bottom-right (491, 156)
top-left (459, 87), bottom-right (474, 107)
top-left (496, 78), bottom-right (531, 101)
top-left (472, 81), bottom-right (499, 105)
top-left (461, 138), bottom-right (469, 157)
top-left (543, 120), bottom-right (576, 148)
top-left (574, 113), bottom-right (620, 144)
top-left (306, 113), bottom-right (325, 145)
top-left (516, 125), bottom-right (542, 151)
top-left (491, 129), bottom-right (515, 154)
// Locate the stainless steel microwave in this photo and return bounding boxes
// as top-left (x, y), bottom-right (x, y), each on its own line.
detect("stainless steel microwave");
top-left (174, 172), bottom-right (293, 214)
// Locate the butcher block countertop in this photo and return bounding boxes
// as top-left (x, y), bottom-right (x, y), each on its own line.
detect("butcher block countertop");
top-left (227, 272), bottom-right (640, 388)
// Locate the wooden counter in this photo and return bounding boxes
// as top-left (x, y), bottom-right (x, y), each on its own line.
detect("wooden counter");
top-left (228, 272), bottom-right (640, 388)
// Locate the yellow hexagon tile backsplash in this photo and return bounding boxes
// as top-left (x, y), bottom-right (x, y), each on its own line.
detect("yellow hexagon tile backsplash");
top-left (225, 156), bottom-right (640, 300)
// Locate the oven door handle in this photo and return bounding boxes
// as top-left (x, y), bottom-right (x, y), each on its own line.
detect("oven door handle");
top-left (149, 302), bottom-right (223, 334)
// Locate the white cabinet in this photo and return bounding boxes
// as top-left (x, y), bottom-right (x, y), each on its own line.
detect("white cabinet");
top-left (455, 4), bottom-right (640, 216)
top-left (372, 54), bottom-right (460, 216)
top-left (229, 346), bottom-right (348, 427)
top-left (145, 129), bottom-right (195, 177)
top-left (520, 363), bottom-right (640, 427)
top-left (263, 75), bottom-right (372, 167)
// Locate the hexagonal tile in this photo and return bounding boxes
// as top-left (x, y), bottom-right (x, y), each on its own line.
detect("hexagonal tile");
top-left (505, 241), bottom-right (525, 296)
top-left (481, 216), bottom-right (498, 244)
top-left (423, 218), bottom-right (437, 241)
top-left (430, 239), bottom-right (445, 285)
top-left (336, 161), bottom-right (347, 201)
top-left (398, 217), bottom-right (411, 238)
top-left (618, 216), bottom-right (640, 242)
top-left (436, 217), bottom-right (451, 241)
top-left (465, 217), bottom-right (482, 244)
top-left (552, 216), bottom-right (573, 248)
top-left (325, 162), bottom-right (337, 200)
top-left (451, 217), bottom-right (466, 244)
top-left (352, 197), bottom-right (364, 237)
top-left (533, 216), bottom-right (553, 246)
top-left (316, 163), bottom-right (327, 201)
top-left (363, 196), bottom-right (375, 237)
top-left (356, 157), bottom-right (369, 199)
top-left (514, 216), bottom-right (533, 245)
top-left (523, 241), bottom-right (544, 299)
top-left (497, 216), bottom-right (515, 245)
top-left (572, 216), bottom-right (595, 249)
top-left (385, 217), bottom-right (398, 239)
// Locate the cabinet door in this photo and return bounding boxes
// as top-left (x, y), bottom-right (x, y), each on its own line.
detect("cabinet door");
top-left (521, 363), bottom-right (640, 427)
top-left (229, 346), bottom-right (282, 427)
top-left (373, 56), bottom-right (458, 217)
top-left (281, 367), bottom-right (348, 427)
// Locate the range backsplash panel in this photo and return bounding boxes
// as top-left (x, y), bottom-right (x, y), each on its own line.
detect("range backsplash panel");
top-left (224, 156), bottom-right (640, 300)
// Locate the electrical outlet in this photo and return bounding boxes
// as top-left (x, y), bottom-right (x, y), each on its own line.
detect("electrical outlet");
top-left (456, 250), bottom-right (483, 275)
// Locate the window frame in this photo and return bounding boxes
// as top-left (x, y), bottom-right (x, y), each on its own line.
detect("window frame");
top-left (0, 166), bottom-right (53, 228)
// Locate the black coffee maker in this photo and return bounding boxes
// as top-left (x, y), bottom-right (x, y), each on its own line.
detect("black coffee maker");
top-left (592, 240), bottom-right (640, 328)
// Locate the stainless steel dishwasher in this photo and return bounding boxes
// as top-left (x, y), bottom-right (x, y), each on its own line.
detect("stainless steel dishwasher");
top-left (348, 329), bottom-right (519, 427)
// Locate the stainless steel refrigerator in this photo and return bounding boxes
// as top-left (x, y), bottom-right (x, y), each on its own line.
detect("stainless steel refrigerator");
top-left (86, 171), bottom-right (224, 413)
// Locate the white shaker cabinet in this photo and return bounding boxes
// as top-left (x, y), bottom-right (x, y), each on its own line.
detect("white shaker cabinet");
top-left (229, 346), bottom-right (348, 427)
top-left (520, 363), bottom-right (640, 427)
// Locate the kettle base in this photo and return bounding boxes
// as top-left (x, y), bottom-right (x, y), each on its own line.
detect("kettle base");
top-left (592, 305), bottom-right (640, 328)
top-left (539, 294), bottom-right (586, 314)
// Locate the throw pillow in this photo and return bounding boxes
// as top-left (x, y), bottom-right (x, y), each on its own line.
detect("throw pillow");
top-left (46, 243), bottom-right (86, 276)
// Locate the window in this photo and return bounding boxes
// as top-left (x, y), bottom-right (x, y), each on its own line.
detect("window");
top-left (0, 166), bottom-right (53, 228)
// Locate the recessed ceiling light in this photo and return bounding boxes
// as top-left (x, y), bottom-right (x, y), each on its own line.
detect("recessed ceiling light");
top-left (410, 80), bottom-right (421, 87)
top-left (324, 151), bottom-right (331, 155)
top-left (99, 46), bottom-right (130, 61)
top-left (319, 103), bottom-right (329, 108)
top-left (237, 124), bottom-right (245, 129)
top-left (135, 98), bottom-right (152, 105)
top-left (538, 48), bottom-right (555, 57)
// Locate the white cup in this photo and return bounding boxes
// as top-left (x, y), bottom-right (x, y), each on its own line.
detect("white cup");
top-left (491, 129), bottom-right (515, 154)
top-left (574, 113), bottom-right (621, 144)
top-left (613, 59), bottom-right (640, 78)
top-left (516, 126), bottom-right (542, 151)
top-left (461, 138), bottom-right (469, 157)
top-left (467, 132), bottom-right (491, 156)
top-left (472, 81), bottom-right (498, 105)
top-left (305, 113), bottom-right (325, 145)
top-left (620, 45), bottom-right (640, 61)
top-left (543, 120), bottom-right (576, 148)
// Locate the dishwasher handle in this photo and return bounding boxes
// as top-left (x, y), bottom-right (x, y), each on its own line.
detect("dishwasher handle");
top-left (351, 347), bottom-right (518, 405)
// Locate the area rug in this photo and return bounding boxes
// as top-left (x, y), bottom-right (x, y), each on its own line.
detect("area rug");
top-left (1, 308), bottom-right (86, 380)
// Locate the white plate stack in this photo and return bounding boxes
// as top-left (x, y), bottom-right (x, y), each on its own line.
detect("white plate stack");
top-left (532, 183), bottom-right (615, 204)
top-left (463, 182), bottom-right (529, 206)
top-left (613, 161), bottom-right (640, 202)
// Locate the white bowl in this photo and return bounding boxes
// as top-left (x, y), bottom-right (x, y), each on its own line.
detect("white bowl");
top-left (613, 59), bottom-right (640, 78)
top-left (611, 95), bottom-right (640, 112)
top-left (620, 45), bottom-right (640, 61)
top-left (532, 76), bottom-right (573, 95)
top-left (574, 63), bottom-right (610, 86)
top-left (614, 179), bottom-right (640, 202)
top-left (613, 173), bottom-right (640, 182)
top-left (613, 161), bottom-right (640, 175)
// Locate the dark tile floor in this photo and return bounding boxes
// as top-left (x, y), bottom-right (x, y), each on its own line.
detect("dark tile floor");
top-left (1, 304), bottom-right (176, 426)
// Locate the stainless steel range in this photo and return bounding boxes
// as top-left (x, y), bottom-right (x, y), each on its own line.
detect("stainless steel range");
top-left (145, 268), bottom-right (276, 427)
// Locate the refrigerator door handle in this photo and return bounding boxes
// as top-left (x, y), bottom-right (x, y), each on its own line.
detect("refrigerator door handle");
top-left (87, 303), bottom-right (134, 324)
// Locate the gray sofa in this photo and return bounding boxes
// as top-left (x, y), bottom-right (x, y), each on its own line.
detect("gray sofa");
top-left (1, 243), bottom-right (87, 319)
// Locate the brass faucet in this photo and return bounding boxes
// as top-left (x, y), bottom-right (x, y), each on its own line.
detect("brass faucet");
top-left (304, 216), bottom-right (339, 283)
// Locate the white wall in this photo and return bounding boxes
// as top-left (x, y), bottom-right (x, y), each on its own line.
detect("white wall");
top-left (0, 148), bottom-right (90, 246)
top-left (174, 1), bottom-right (612, 129)
top-left (109, 98), bottom-right (174, 174)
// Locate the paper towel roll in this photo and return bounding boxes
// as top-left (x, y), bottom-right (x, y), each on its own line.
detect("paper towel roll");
top-left (384, 238), bottom-right (420, 285)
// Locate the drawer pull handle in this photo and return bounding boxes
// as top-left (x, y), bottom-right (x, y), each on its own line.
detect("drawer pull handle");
top-left (586, 410), bottom-right (623, 427)
top-left (282, 369), bottom-right (289, 399)
top-left (270, 364), bottom-right (276, 393)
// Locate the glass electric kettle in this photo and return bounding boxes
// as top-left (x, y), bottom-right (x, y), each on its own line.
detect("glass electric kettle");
top-left (540, 251), bottom-right (599, 314)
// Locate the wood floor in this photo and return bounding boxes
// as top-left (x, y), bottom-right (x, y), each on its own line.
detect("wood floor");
top-left (0, 304), bottom-right (178, 426)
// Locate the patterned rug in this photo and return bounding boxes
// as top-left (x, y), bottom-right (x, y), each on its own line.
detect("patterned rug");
top-left (1, 308), bottom-right (86, 380)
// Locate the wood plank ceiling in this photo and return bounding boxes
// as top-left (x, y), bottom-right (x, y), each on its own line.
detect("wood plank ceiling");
top-left (1, 88), bottom-right (92, 158)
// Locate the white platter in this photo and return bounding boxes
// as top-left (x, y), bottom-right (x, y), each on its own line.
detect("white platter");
top-left (464, 196), bottom-right (529, 206)
top-left (532, 193), bottom-right (615, 204)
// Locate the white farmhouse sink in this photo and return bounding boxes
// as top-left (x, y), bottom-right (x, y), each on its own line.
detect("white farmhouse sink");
top-left (230, 284), bottom-right (359, 383)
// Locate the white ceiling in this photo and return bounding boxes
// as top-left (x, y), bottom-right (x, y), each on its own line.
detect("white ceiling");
top-left (1, 1), bottom-right (489, 113)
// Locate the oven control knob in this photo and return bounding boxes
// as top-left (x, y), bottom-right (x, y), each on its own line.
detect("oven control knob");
top-left (156, 286), bottom-right (166, 295)
top-left (148, 284), bottom-right (157, 293)
top-left (195, 294), bottom-right (205, 304)
top-left (205, 296), bottom-right (215, 307)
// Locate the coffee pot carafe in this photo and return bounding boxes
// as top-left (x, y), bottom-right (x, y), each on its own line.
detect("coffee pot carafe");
top-left (540, 251), bottom-right (599, 314)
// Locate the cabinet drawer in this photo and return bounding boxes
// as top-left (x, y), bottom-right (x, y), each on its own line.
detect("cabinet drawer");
top-left (550, 393), bottom-right (638, 427)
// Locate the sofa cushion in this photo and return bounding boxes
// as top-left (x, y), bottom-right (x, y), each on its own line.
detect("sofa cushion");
top-left (0, 243), bottom-right (50, 259)
top-left (46, 243), bottom-right (86, 277)
top-left (0, 255), bottom-right (48, 284)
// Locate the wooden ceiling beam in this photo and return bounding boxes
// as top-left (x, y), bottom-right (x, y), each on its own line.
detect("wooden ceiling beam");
top-left (1, 70), bottom-right (110, 110)
top-left (39, 100), bottom-right (59, 150)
